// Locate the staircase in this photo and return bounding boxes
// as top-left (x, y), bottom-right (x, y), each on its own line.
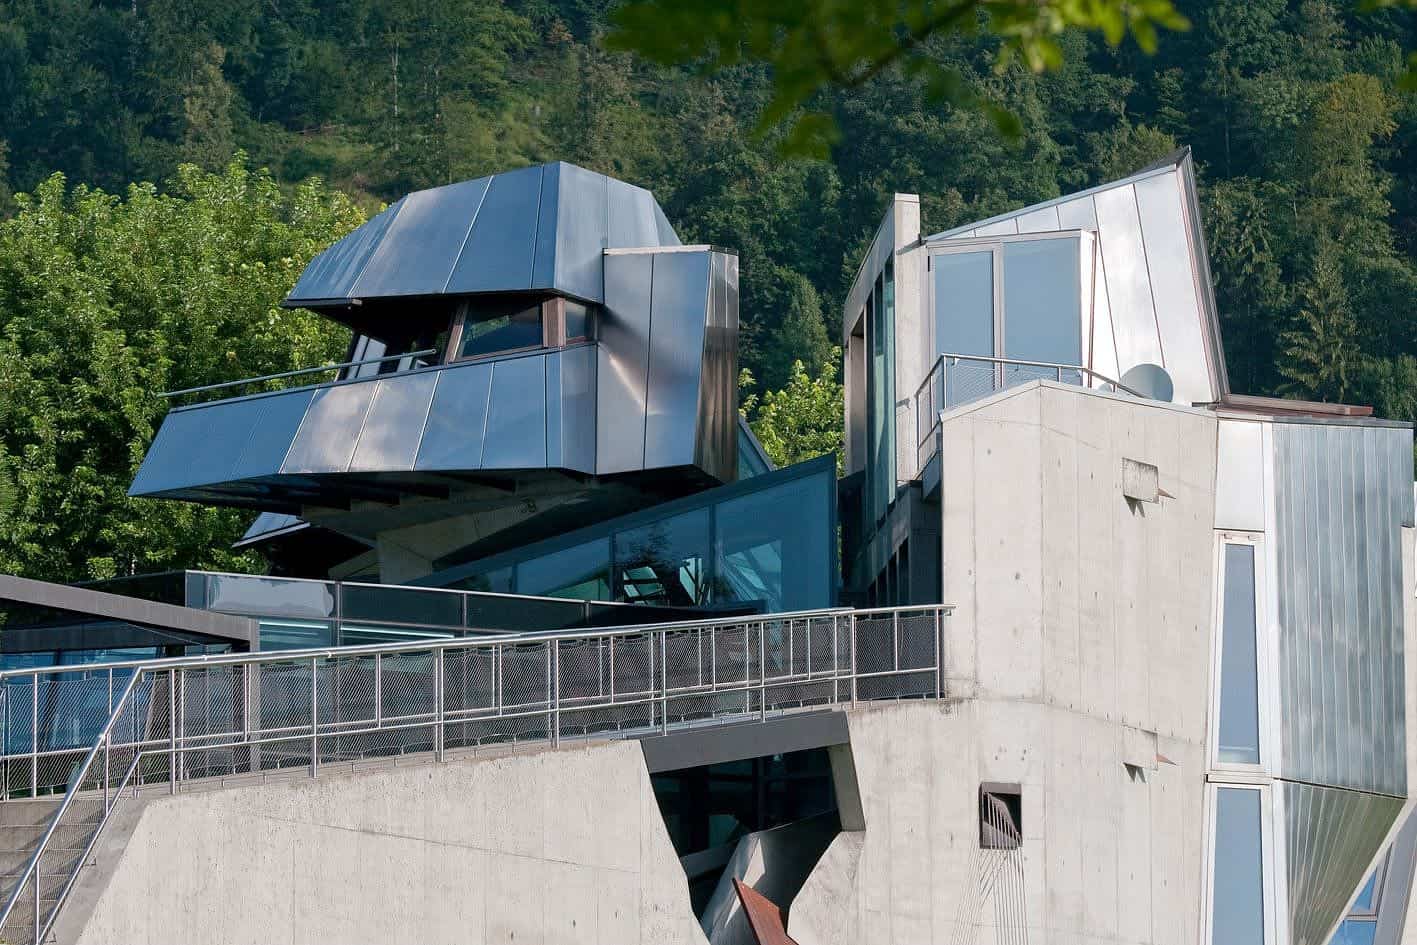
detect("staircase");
top-left (0, 799), bottom-right (103, 943)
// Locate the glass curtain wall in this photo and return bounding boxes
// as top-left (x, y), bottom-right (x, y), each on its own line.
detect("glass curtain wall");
top-left (864, 260), bottom-right (895, 530)
top-left (428, 456), bottom-right (837, 614)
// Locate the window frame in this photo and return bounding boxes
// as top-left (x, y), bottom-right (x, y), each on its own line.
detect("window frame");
top-left (1208, 530), bottom-right (1272, 775)
top-left (444, 296), bottom-right (598, 366)
top-left (1201, 781), bottom-right (1279, 945)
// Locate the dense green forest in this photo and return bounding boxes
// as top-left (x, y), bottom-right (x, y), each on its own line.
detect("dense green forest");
top-left (0, 0), bottom-right (1414, 581)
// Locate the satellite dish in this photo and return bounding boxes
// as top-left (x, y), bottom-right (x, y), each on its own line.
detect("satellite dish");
top-left (1120, 363), bottom-right (1174, 402)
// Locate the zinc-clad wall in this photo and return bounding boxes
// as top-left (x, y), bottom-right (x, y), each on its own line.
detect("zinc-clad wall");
top-left (1273, 422), bottom-right (1414, 796)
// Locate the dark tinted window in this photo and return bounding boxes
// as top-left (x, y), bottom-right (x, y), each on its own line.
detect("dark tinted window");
top-left (564, 300), bottom-right (592, 341)
top-left (458, 301), bottom-right (542, 359)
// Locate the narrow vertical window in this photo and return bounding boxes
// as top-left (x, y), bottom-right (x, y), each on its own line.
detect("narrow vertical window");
top-left (1211, 787), bottom-right (1265, 945)
top-left (1218, 542), bottom-right (1261, 764)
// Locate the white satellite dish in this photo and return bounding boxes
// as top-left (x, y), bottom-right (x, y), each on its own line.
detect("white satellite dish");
top-left (1120, 363), bottom-right (1174, 402)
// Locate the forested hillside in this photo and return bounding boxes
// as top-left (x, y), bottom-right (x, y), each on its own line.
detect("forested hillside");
top-left (0, 0), bottom-right (1414, 580)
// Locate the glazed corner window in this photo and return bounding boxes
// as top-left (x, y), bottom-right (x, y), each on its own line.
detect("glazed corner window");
top-left (563, 300), bottom-right (592, 342)
top-left (455, 300), bottom-right (544, 360)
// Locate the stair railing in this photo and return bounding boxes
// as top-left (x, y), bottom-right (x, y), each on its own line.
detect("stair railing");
top-left (0, 667), bottom-right (148, 944)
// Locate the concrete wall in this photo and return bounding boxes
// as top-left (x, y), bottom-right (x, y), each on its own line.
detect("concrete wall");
top-left (59, 742), bottom-right (706, 945)
top-left (791, 382), bottom-right (1219, 945)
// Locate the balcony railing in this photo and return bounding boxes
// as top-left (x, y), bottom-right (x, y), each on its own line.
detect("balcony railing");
top-left (0, 604), bottom-right (951, 942)
top-left (913, 353), bottom-right (1143, 470)
top-left (159, 348), bottom-right (438, 405)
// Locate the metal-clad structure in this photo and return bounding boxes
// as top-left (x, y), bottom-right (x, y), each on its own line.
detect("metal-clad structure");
top-left (132, 249), bottom-right (737, 508)
top-left (1283, 781), bottom-right (1403, 945)
top-left (1272, 421), bottom-right (1413, 796)
top-left (927, 148), bottom-right (1226, 407)
top-left (284, 161), bottom-right (680, 309)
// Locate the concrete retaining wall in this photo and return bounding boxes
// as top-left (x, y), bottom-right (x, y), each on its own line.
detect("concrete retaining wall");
top-left (58, 741), bottom-right (706, 945)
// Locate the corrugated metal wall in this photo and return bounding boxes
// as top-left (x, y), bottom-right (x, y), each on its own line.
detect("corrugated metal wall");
top-left (1273, 422), bottom-right (1413, 796)
top-left (1284, 781), bottom-right (1402, 945)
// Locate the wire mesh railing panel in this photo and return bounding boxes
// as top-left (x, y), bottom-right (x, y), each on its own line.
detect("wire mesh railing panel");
top-left (376, 651), bottom-right (435, 724)
top-left (556, 637), bottom-right (608, 703)
top-left (499, 643), bottom-right (551, 713)
top-left (442, 647), bottom-right (495, 716)
top-left (611, 633), bottom-right (655, 700)
top-left (256, 661), bottom-right (313, 738)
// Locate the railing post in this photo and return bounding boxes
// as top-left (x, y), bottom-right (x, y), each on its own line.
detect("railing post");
top-left (435, 648), bottom-right (446, 761)
top-left (893, 610), bottom-right (901, 675)
top-left (549, 642), bottom-right (559, 748)
top-left (850, 615), bottom-right (858, 705)
top-left (32, 859), bottom-right (39, 945)
top-left (758, 623), bottom-right (767, 722)
top-left (167, 668), bottom-right (177, 795)
top-left (309, 657), bottom-right (319, 779)
top-left (30, 674), bottom-right (38, 797)
top-left (374, 653), bottom-right (383, 726)
top-left (935, 607), bottom-right (946, 699)
top-left (660, 633), bottom-right (669, 735)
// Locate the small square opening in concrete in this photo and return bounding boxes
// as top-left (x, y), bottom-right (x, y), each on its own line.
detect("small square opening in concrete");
top-left (980, 782), bottom-right (1022, 850)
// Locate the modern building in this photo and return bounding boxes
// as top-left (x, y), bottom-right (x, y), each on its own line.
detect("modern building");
top-left (0, 152), bottom-right (1410, 945)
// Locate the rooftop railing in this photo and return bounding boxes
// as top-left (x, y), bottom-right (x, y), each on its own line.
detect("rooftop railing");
top-left (913, 353), bottom-right (1143, 471)
top-left (0, 603), bottom-right (951, 943)
top-left (159, 348), bottom-right (438, 406)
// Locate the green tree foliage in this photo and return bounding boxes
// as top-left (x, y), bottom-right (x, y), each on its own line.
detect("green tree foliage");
top-left (0, 0), bottom-right (1415, 576)
top-left (0, 159), bottom-right (360, 581)
top-left (741, 354), bottom-right (845, 472)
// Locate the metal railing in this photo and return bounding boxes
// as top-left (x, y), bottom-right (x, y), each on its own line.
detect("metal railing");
top-left (159, 348), bottom-right (438, 404)
top-left (913, 353), bottom-right (1143, 470)
top-left (0, 604), bottom-right (951, 943)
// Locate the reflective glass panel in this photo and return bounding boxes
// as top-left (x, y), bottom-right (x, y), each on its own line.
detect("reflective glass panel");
top-left (933, 251), bottom-right (994, 357)
top-left (614, 510), bottom-right (711, 606)
top-left (258, 619), bottom-right (335, 650)
top-left (1212, 787), bottom-right (1265, 945)
top-left (1218, 543), bottom-right (1261, 764)
top-left (340, 584), bottom-right (462, 628)
top-left (1329, 921), bottom-right (1377, 945)
top-left (1352, 871), bottom-right (1379, 912)
top-left (1002, 238), bottom-right (1082, 366)
top-left (564, 301), bottom-right (592, 341)
top-left (458, 301), bottom-right (542, 359)
top-left (715, 470), bottom-right (831, 612)
top-left (516, 539), bottom-right (611, 600)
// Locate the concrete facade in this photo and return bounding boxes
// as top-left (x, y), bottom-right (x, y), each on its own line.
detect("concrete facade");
top-left (58, 742), bottom-right (706, 945)
top-left (791, 382), bottom-right (1219, 945)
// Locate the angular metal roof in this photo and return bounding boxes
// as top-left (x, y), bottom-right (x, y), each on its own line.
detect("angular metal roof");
top-left (284, 161), bottom-right (680, 308)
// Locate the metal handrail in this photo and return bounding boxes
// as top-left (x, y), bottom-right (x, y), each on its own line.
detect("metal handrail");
top-left (159, 348), bottom-right (439, 400)
top-left (0, 668), bottom-right (146, 941)
top-left (912, 352), bottom-right (1145, 467)
top-left (0, 604), bottom-right (953, 940)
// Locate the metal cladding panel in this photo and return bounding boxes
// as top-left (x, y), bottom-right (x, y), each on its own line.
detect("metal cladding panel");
top-left (597, 253), bottom-right (653, 474)
top-left (445, 165), bottom-right (544, 293)
top-left (1016, 206), bottom-right (1060, 233)
top-left (129, 407), bottom-right (215, 494)
top-left (351, 177), bottom-right (490, 298)
top-left (287, 199), bottom-right (404, 303)
top-left (644, 250), bottom-right (712, 470)
top-left (1284, 781), bottom-right (1402, 945)
top-left (1274, 422), bottom-right (1413, 795)
top-left (550, 344), bottom-right (597, 473)
top-left (531, 162), bottom-right (561, 290)
top-left (552, 162), bottom-right (610, 301)
top-left (1215, 419), bottom-right (1266, 531)
top-left (280, 383), bottom-right (377, 473)
top-left (694, 252), bottom-right (739, 482)
top-left (348, 371), bottom-right (438, 472)
top-left (607, 178), bottom-right (659, 249)
top-left (412, 361), bottom-right (493, 471)
top-left (1092, 182), bottom-right (1166, 372)
top-left (1134, 171), bottom-right (1216, 404)
top-left (653, 202), bottom-right (682, 247)
top-left (973, 218), bottom-right (1017, 237)
top-left (231, 389), bottom-right (316, 480)
top-left (480, 355), bottom-right (548, 469)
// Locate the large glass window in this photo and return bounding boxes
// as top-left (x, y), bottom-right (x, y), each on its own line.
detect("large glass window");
top-left (934, 251), bottom-right (994, 357)
top-left (455, 299), bottom-right (543, 360)
top-left (1211, 787), bottom-right (1266, 945)
top-left (1002, 238), bottom-right (1082, 366)
top-left (865, 262), bottom-right (895, 528)
top-left (430, 457), bottom-right (837, 613)
top-left (1217, 541), bottom-right (1261, 765)
top-left (614, 510), bottom-right (711, 606)
top-left (517, 539), bottom-right (611, 600)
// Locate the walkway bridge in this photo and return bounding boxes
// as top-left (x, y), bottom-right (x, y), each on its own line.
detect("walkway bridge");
top-left (0, 604), bottom-right (950, 943)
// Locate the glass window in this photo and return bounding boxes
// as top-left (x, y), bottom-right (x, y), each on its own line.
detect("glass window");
top-left (1352, 871), bottom-right (1379, 913)
top-left (614, 510), bottom-right (711, 606)
top-left (1218, 543), bottom-right (1261, 764)
top-left (715, 471), bottom-right (831, 613)
top-left (258, 619), bottom-right (335, 651)
top-left (1212, 788), bottom-right (1265, 945)
top-left (457, 301), bottom-right (543, 359)
top-left (934, 251), bottom-right (994, 358)
top-left (1330, 921), bottom-right (1377, 945)
top-left (865, 263), bottom-right (895, 527)
top-left (564, 301), bottom-right (592, 341)
top-left (340, 584), bottom-right (462, 628)
top-left (1002, 238), bottom-right (1081, 366)
top-left (516, 538), bottom-right (611, 601)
